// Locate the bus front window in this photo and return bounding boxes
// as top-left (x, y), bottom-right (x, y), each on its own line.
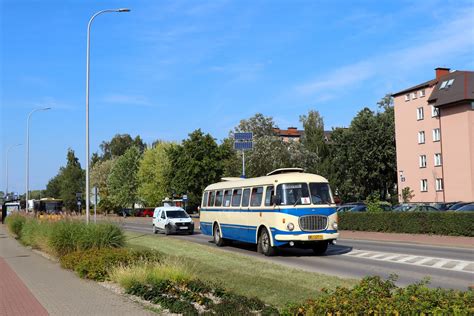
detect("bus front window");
top-left (276, 183), bottom-right (310, 206)
top-left (309, 183), bottom-right (333, 205)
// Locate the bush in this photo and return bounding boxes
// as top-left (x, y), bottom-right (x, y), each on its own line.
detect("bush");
top-left (48, 220), bottom-right (125, 256)
top-left (6, 213), bottom-right (26, 238)
top-left (283, 275), bottom-right (473, 315)
top-left (339, 212), bottom-right (474, 236)
top-left (20, 218), bottom-right (52, 252)
top-left (60, 248), bottom-right (162, 281)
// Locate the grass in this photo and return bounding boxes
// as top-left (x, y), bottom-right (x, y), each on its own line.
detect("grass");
top-left (125, 231), bottom-right (357, 307)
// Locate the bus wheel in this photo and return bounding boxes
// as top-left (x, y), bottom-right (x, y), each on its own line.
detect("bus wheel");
top-left (312, 241), bottom-right (329, 255)
top-left (213, 224), bottom-right (226, 247)
top-left (258, 228), bottom-right (276, 256)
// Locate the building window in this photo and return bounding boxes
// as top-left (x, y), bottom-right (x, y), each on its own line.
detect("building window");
top-left (434, 153), bottom-right (442, 166)
top-left (418, 131), bottom-right (425, 144)
top-left (447, 79), bottom-right (454, 87)
top-left (436, 178), bottom-right (444, 191)
top-left (420, 179), bottom-right (428, 192)
top-left (440, 81), bottom-right (448, 89)
top-left (417, 107), bottom-right (424, 120)
top-left (405, 94), bottom-right (410, 101)
top-left (431, 105), bottom-right (439, 117)
top-left (419, 89), bottom-right (425, 97)
top-left (433, 128), bottom-right (441, 142)
top-left (419, 155), bottom-right (427, 168)
top-left (411, 92), bottom-right (417, 100)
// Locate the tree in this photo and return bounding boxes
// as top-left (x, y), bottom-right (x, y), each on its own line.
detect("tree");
top-left (99, 134), bottom-right (146, 160)
top-left (401, 187), bottom-right (415, 203)
top-left (107, 146), bottom-right (142, 208)
top-left (233, 113), bottom-right (277, 138)
top-left (300, 110), bottom-right (329, 174)
top-left (59, 149), bottom-right (85, 211)
top-left (44, 175), bottom-right (61, 198)
top-left (137, 142), bottom-right (174, 206)
top-left (90, 158), bottom-right (116, 213)
top-left (168, 129), bottom-right (225, 209)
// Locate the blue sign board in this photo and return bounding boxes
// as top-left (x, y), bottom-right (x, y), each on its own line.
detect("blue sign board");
top-left (234, 142), bottom-right (253, 150)
top-left (234, 132), bottom-right (253, 141)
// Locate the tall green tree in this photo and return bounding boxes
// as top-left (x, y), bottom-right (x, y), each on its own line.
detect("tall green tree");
top-left (99, 134), bottom-right (146, 160)
top-left (299, 110), bottom-right (329, 174)
top-left (90, 158), bottom-right (117, 213)
top-left (107, 146), bottom-right (142, 208)
top-left (168, 129), bottom-right (225, 209)
top-left (137, 142), bottom-right (174, 206)
top-left (233, 113), bottom-right (277, 138)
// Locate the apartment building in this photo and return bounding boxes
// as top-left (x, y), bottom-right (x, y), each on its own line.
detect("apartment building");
top-left (393, 67), bottom-right (474, 203)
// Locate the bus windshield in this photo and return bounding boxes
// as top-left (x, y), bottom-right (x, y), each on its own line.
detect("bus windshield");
top-left (309, 183), bottom-right (333, 204)
top-left (276, 183), bottom-right (311, 206)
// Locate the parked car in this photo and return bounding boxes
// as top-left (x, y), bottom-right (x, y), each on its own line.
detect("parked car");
top-left (430, 202), bottom-right (459, 211)
top-left (152, 206), bottom-right (194, 235)
top-left (337, 204), bottom-right (367, 212)
top-left (392, 204), bottom-right (414, 212)
top-left (407, 205), bottom-right (439, 212)
top-left (117, 208), bottom-right (132, 217)
top-left (448, 202), bottom-right (471, 211)
top-left (136, 208), bottom-right (154, 217)
top-left (456, 203), bottom-right (474, 211)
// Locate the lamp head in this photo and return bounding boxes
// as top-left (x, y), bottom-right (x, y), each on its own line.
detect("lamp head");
top-left (117, 8), bottom-right (131, 12)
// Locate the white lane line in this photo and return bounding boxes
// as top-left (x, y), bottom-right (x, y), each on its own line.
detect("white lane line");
top-left (344, 250), bottom-right (473, 274)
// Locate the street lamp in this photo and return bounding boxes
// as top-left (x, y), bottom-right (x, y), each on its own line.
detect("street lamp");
top-left (5, 143), bottom-right (22, 200)
top-left (85, 8), bottom-right (131, 224)
top-left (26, 107), bottom-right (51, 210)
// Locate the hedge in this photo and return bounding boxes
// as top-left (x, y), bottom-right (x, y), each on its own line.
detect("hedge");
top-left (339, 212), bottom-right (474, 236)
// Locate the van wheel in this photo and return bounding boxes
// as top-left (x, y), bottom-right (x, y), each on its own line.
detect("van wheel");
top-left (213, 224), bottom-right (226, 247)
top-left (258, 228), bottom-right (276, 256)
top-left (165, 226), bottom-right (171, 235)
top-left (152, 225), bottom-right (157, 234)
top-left (312, 241), bottom-right (329, 255)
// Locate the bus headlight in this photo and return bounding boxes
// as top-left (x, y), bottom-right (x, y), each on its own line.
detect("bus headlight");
top-left (287, 223), bottom-right (295, 231)
top-left (332, 222), bottom-right (338, 230)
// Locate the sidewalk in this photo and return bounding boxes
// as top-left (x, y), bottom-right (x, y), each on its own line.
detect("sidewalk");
top-left (339, 230), bottom-right (474, 248)
top-left (0, 224), bottom-right (154, 316)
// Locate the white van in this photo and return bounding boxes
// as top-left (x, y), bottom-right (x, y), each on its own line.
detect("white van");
top-left (152, 206), bottom-right (194, 235)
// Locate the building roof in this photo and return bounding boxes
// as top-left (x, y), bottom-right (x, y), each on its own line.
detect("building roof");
top-left (273, 127), bottom-right (303, 138)
top-left (427, 71), bottom-right (474, 107)
top-left (392, 78), bottom-right (437, 97)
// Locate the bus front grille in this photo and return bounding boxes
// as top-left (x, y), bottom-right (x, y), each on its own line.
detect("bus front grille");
top-left (299, 215), bottom-right (328, 232)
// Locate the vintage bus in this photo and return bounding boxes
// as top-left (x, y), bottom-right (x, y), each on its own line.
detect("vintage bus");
top-left (200, 168), bottom-right (338, 256)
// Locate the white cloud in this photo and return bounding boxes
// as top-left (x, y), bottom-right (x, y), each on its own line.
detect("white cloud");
top-left (102, 94), bottom-right (155, 107)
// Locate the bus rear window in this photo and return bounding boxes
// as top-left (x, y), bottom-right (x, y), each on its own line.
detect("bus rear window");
top-left (223, 190), bottom-right (232, 207)
top-left (309, 183), bottom-right (333, 204)
top-left (250, 187), bottom-right (263, 207)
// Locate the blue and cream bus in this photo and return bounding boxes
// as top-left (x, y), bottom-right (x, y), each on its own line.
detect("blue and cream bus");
top-left (200, 168), bottom-right (338, 256)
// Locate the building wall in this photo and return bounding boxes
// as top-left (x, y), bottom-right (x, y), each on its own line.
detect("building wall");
top-left (394, 86), bottom-right (445, 202)
top-left (439, 103), bottom-right (474, 201)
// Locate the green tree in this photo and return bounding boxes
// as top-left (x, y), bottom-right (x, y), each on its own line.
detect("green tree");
top-left (233, 113), bottom-right (277, 138)
top-left (107, 146), bottom-right (142, 208)
top-left (300, 110), bottom-right (329, 174)
top-left (137, 142), bottom-right (174, 206)
top-left (168, 129), bottom-right (225, 209)
top-left (99, 134), bottom-right (146, 160)
top-left (401, 187), bottom-right (415, 203)
top-left (44, 175), bottom-right (61, 198)
top-left (90, 158), bottom-right (117, 213)
top-left (59, 149), bottom-right (85, 211)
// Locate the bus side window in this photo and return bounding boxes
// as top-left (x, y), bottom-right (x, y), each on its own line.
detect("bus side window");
top-left (241, 188), bottom-right (251, 207)
top-left (265, 186), bottom-right (274, 206)
top-left (208, 191), bottom-right (215, 207)
top-left (231, 189), bottom-right (242, 207)
top-left (215, 190), bottom-right (223, 207)
top-left (202, 192), bottom-right (208, 208)
top-left (250, 187), bottom-right (263, 207)
top-left (223, 190), bottom-right (232, 207)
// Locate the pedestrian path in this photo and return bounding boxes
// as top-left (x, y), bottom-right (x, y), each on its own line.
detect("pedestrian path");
top-left (344, 249), bottom-right (474, 274)
top-left (0, 224), bottom-right (154, 316)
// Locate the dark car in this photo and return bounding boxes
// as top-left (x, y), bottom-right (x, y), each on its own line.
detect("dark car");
top-left (448, 202), bottom-right (471, 210)
top-left (117, 208), bottom-right (132, 217)
top-left (456, 203), bottom-right (474, 211)
top-left (392, 204), bottom-right (414, 212)
top-left (406, 205), bottom-right (439, 212)
top-left (337, 204), bottom-right (366, 212)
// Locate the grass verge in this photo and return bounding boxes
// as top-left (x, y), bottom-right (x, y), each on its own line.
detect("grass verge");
top-left (124, 231), bottom-right (357, 307)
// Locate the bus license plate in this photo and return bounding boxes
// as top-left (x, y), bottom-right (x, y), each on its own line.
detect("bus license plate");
top-left (179, 226), bottom-right (188, 230)
top-left (309, 235), bottom-right (323, 240)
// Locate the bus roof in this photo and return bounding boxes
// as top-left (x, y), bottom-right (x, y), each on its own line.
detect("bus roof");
top-left (204, 171), bottom-right (329, 191)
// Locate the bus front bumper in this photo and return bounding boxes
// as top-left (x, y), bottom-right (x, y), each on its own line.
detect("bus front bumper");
top-left (274, 232), bottom-right (339, 242)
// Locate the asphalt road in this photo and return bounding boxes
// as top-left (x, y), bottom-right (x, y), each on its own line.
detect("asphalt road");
top-left (120, 221), bottom-right (474, 290)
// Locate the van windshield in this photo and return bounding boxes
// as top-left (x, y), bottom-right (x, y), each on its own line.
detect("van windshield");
top-left (276, 183), bottom-right (311, 206)
top-left (166, 210), bottom-right (189, 218)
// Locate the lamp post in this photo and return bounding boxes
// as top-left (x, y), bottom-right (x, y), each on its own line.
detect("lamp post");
top-left (5, 143), bottom-right (22, 200)
top-left (26, 107), bottom-right (51, 210)
top-left (85, 8), bottom-right (130, 224)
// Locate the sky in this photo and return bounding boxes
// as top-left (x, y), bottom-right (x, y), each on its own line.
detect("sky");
top-left (1, 0), bottom-right (473, 194)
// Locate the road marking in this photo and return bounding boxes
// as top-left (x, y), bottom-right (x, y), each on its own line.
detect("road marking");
top-left (343, 250), bottom-right (473, 274)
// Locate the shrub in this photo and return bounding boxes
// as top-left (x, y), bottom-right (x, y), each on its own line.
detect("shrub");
top-left (48, 220), bottom-right (86, 256)
top-left (283, 275), bottom-right (473, 315)
top-left (339, 212), bottom-right (474, 236)
top-left (6, 213), bottom-right (27, 238)
top-left (60, 248), bottom-right (162, 281)
top-left (20, 218), bottom-right (52, 253)
top-left (78, 223), bottom-right (125, 250)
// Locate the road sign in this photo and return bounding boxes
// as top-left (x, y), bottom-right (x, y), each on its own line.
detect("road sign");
top-left (234, 132), bottom-right (253, 141)
top-left (90, 187), bottom-right (100, 205)
top-left (182, 194), bottom-right (188, 202)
